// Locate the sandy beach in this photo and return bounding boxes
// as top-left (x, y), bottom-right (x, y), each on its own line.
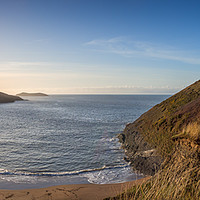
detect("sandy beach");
top-left (0, 177), bottom-right (150, 200)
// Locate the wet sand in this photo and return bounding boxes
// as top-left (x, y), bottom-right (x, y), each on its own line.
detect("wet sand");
top-left (0, 177), bottom-right (150, 200)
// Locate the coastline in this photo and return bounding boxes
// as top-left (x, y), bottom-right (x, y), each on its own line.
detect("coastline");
top-left (0, 92), bottom-right (23, 103)
top-left (0, 95), bottom-right (163, 199)
top-left (0, 177), bottom-right (150, 200)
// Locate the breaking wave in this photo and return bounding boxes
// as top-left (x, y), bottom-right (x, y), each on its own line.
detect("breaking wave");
top-left (0, 164), bottom-right (129, 177)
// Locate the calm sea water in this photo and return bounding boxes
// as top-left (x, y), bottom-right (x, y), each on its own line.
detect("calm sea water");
top-left (0, 95), bottom-right (169, 189)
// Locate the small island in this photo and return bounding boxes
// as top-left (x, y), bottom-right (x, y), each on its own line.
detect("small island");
top-left (17, 92), bottom-right (48, 97)
top-left (0, 92), bottom-right (23, 103)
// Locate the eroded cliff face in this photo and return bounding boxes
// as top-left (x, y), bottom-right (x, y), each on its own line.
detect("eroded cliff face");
top-left (0, 92), bottom-right (23, 103)
top-left (119, 124), bottom-right (163, 176)
top-left (119, 80), bottom-right (200, 176)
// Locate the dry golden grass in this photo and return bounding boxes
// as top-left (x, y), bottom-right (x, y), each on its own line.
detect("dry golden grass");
top-left (182, 122), bottom-right (200, 141)
top-left (106, 138), bottom-right (200, 200)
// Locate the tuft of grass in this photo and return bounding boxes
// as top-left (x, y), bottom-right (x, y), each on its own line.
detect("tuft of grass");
top-left (173, 122), bottom-right (200, 141)
top-left (182, 122), bottom-right (200, 141)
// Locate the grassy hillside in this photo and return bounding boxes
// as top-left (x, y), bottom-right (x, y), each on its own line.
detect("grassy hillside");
top-left (134, 80), bottom-right (200, 155)
top-left (106, 80), bottom-right (200, 199)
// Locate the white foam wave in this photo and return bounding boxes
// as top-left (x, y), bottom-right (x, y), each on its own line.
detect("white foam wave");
top-left (80, 165), bottom-right (138, 184)
top-left (0, 164), bottom-right (129, 177)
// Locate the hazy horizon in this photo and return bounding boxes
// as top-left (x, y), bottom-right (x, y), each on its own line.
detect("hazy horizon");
top-left (1, 0), bottom-right (200, 94)
top-left (5, 86), bottom-right (178, 96)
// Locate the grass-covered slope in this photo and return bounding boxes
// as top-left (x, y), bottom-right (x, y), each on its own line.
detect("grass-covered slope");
top-left (0, 92), bottom-right (23, 103)
top-left (106, 80), bottom-right (200, 200)
top-left (133, 80), bottom-right (200, 155)
top-left (119, 80), bottom-right (200, 176)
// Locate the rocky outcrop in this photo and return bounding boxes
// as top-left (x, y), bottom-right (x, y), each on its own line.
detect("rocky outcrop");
top-left (119, 125), bottom-right (163, 176)
top-left (0, 92), bottom-right (23, 103)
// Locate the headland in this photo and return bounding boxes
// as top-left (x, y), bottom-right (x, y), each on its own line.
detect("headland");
top-left (0, 92), bottom-right (23, 103)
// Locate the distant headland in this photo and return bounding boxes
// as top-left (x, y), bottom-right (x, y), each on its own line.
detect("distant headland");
top-left (17, 92), bottom-right (48, 97)
top-left (0, 92), bottom-right (23, 103)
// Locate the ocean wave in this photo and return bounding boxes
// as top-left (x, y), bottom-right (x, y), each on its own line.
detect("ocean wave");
top-left (0, 164), bottom-right (129, 177)
top-left (100, 135), bottom-right (118, 142)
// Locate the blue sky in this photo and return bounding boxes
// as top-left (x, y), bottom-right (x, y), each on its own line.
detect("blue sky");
top-left (1, 0), bottom-right (200, 94)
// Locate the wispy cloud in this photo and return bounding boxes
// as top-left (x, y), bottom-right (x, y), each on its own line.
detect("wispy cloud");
top-left (49, 85), bottom-right (181, 94)
top-left (25, 38), bottom-right (49, 45)
top-left (0, 61), bottom-right (98, 73)
top-left (0, 61), bottom-right (56, 73)
top-left (85, 37), bottom-right (125, 46)
top-left (3, 85), bottom-right (180, 95)
top-left (85, 37), bottom-right (200, 65)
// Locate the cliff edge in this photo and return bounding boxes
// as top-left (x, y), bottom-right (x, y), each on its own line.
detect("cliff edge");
top-left (119, 80), bottom-right (200, 175)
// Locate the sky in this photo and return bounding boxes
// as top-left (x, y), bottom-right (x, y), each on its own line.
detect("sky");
top-left (1, 0), bottom-right (200, 94)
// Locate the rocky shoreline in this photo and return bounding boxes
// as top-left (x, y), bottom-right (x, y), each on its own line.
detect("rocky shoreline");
top-left (119, 80), bottom-right (200, 177)
top-left (119, 124), bottom-right (163, 176)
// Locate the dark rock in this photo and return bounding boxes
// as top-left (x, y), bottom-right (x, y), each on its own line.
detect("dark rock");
top-left (119, 124), bottom-right (163, 176)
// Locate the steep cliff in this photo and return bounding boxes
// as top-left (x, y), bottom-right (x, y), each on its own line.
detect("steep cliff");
top-left (120, 80), bottom-right (200, 175)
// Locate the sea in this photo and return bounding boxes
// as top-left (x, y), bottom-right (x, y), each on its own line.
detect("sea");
top-left (0, 95), bottom-right (169, 189)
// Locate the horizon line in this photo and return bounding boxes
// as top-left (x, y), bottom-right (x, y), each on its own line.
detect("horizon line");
top-left (28, 93), bottom-right (173, 95)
